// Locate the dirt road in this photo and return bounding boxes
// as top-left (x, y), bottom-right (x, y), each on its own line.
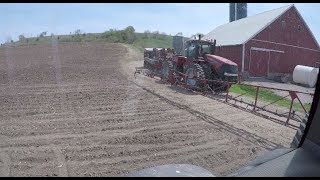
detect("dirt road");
top-left (0, 42), bottom-right (296, 177)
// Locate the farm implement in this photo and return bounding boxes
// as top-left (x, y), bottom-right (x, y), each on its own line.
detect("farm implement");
top-left (134, 35), bottom-right (313, 129)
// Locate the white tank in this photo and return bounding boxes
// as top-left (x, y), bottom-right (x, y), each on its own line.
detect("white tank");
top-left (293, 65), bottom-right (319, 88)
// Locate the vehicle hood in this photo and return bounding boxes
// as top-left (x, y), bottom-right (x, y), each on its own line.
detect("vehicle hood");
top-left (205, 54), bottom-right (238, 66)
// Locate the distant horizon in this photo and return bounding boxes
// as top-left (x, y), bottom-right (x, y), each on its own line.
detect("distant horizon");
top-left (1, 3), bottom-right (320, 44)
top-left (1, 30), bottom-right (180, 44)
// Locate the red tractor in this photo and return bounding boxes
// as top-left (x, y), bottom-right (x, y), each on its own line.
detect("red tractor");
top-left (162, 36), bottom-right (238, 92)
top-left (143, 35), bottom-right (238, 92)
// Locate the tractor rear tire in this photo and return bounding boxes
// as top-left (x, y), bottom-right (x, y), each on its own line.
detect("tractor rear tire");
top-left (161, 61), bottom-right (174, 82)
top-left (185, 63), bottom-right (206, 90)
top-left (202, 64), bottom-right (213, 79)
top-left (202, 64), bottom-right (214, 89)
top-left (143, 60), bottom-right (147, 68)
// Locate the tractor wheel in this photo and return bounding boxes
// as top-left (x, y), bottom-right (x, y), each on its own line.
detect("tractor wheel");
top-left (202, 65), bottom-right (229, 93)
top-left (202, 64), bottom-right (213, 80)
top-left (185, 63), bottom-right (206, 90)
top-left (144, 59), bottom-right (153, 70)
top-left (169, 61), bottom-right (185, 84)
top-left (143, 60), bottom-right (148, 69)
top-left (161, 61), bottom-right (175, 82)
top-left (201, 64), bottom-right (214, 89)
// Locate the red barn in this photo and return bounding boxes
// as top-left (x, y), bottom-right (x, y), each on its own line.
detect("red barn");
top-left (204, 4), bottom-right (320, 78)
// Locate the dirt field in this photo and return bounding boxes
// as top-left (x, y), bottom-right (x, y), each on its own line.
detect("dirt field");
top-left (0, 42), bottom-right (296, 177)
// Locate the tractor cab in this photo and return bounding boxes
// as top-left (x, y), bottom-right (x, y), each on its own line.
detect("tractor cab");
top-left (185, 36), bottom-right (216, 60)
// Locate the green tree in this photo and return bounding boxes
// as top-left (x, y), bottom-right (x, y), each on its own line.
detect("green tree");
top-left (74, 29), bottom-right (81, 36)
top-left (39, 31), bottom-right (47, 37)
top-left (152, 31), bottom-right (159, 39)
top-left (73, 29), bottom-right (82, 42)
top-left (143, 30), bottom-right (151, 39)
top-left (124, 26), bottom-right (136, 43)
top-left (18, 34), bottom-right (26, 42)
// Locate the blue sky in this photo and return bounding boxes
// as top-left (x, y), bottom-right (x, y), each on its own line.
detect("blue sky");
top-left (0, 3), bottom-right (320, 44)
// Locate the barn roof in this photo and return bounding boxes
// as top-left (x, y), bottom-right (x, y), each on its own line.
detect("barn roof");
top-left (204, 4), bottom-right (293, 46)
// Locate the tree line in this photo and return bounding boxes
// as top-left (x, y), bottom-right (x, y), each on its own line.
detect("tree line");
top-left (12, 26), bottom-right (193, 45)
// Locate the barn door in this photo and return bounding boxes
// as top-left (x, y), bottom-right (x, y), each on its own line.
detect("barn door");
top-left (249, 50), bottom-right (269, 77)
top-left (269, 51), bottom-right (282, 73)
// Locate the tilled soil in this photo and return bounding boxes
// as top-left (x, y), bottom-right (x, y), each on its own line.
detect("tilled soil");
top-left (0, 42), bottom-right (295, 177)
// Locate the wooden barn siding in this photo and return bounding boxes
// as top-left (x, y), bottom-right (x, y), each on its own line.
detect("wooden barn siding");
top-left (254, 6), bottom-right (319, 50)
top-left (243, 6), bottom-right (320, 75)
top-left (244, 40), bottom-right (320, 74)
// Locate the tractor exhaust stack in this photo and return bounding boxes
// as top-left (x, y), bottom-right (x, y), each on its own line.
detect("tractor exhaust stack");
top-left (212, 39), bottom-right (216, 54)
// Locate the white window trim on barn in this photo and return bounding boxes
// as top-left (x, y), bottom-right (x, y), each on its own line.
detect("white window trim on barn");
top-left (251, 47), bottom-right (285, 53)
top-left (248, 47), bottom-right (285, 76)
top-left (251, 39), bottom-right (320, 52)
